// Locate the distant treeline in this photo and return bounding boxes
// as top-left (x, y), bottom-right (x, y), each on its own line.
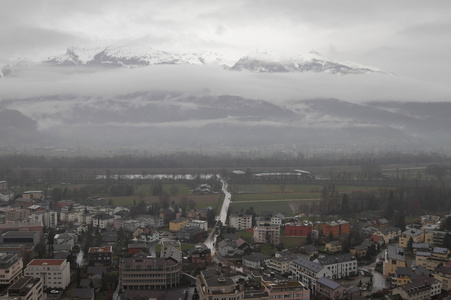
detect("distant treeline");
top-left (0, 151), bottom-right (449, 170)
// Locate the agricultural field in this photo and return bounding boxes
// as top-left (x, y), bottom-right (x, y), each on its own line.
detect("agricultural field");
top-left (228, 183), bottom-right (389, 217)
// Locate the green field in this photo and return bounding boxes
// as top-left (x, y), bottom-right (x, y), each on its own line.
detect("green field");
top-left (229, 201), bottom-right (293, 216)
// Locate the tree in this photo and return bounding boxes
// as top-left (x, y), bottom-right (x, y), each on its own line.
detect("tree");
top-left (407, 237), bottom-right (413, 252)
top-left (152, 182), bottom-right (164, 196)
top-left (306, 232), bottom-right (313, 245)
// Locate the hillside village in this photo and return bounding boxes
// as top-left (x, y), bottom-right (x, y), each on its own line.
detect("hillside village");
top-left (1, 177), bottom-right (451, 300)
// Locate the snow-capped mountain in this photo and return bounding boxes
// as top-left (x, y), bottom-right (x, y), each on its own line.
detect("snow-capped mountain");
top-left (231, 49), bottom-right (383, 74)
top-left (42, 46), bottom-right (383, 74)
top-left (45, 45), bottom-right (225, 68)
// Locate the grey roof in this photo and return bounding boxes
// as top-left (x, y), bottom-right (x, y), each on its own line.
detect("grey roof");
top-left (303, 244), bottom-right (318, 252)
top-left (416, 251), bottom-right (432, 257)
top-left (387, 245), bottom-right (406, 261)
top-left (317, 276), bottom-right (342, 290)
top-left (380, 226), bottom-right (401, 234)
top-left (317, 253), bottom-right (356, 266)
top-left (412, 243), bottom-right (430, 249)
top-left (396, 267), bottom-right (413, 276)
top-left (243, 252), bottom-right (270, 262)
top-left (205, 276), bottom-right (235, 288)
top-left (433, 247), bottom-right (449, 255)
top-left (403, 228), bottom-right (424, 237)
top-left (293, 257), bottom-right (324, 273)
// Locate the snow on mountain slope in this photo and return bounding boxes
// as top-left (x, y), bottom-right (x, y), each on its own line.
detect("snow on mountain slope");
top-left (231, 49), bottom-right (383, 74)
top-left (43, 46), bottom-right (383, 74)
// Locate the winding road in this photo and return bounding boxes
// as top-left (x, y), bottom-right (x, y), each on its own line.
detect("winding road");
top-left (203, 177), bottom-right (231, 255)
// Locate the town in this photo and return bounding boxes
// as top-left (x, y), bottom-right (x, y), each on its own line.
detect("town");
top-left (0, 162), bottom-right (450, 300)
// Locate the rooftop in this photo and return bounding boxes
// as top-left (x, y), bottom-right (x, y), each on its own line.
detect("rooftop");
top-left (317, 277), bottom-right (342, 290)
top-left (28, 259), bottom-right (66, 266)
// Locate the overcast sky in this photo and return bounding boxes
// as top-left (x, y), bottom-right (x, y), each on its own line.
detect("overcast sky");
top-left (1, 0), bottom-right (451, 101)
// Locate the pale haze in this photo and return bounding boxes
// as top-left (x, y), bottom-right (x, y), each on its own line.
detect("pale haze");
top-left (1, 0), bottom-right (450, 153)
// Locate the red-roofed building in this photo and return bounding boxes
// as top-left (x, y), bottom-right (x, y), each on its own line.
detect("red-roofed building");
top-left (88, 246), bottom-right (112, 265)
top-left (24, 259), bottom-right (70, 289)
top-left (370, 234), bottom-right (385, 247)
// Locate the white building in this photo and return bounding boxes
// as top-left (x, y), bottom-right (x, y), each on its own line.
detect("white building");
top-left (187, 220), bottom-right (208, 231)
top-left (229, 214), bottom-right (252, 230)
top-left (315, 253), bottom-right (358, 280)
top-left (29, 211), bottom-right (58, 229)
top-left (291, 257), bottom-right (333, 294)
top-left (24, 259), bottom-right (70, 289)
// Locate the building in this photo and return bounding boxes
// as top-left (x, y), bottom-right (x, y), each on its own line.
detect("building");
top-left (0, 222), bottom-right (44, 240)
top-left (21, 191), bottom-right (43, 200)
top-left (0, 181), bottom-right (7, 191)
top-left (169, 217), bottom-right (190, 232)
top-left (128, 243), bottom-right (148, 255)
top-left (24, 259), bottom-right (70, 289)
top-left (266, 252), bottom-right (300, 274)
top-left (253, 223), bottom-right (280, 245)
top-left (264, 281), bottom-right (310, 300)
top-left (0, 253), bottom-right (23, 287)
top-left (229, 214), bottom-right (252, 230)
top-left (285, 223), bottom-right (313, 237)
top-left (188, 244), bottom-right (211, 266)
top-left (424, 230), bottom-right (446, 246)
top-left (399, 228), bottom-right (424, 248)
top-left (0, 276), bottom-right (43, 300)
top-left (384, 245), bottom-right (406, 277)
top-left (88, 246), bottom-right (112, 265)
top-left (433, 265), bottom-right (451, 291)
top-left (372, 226), bottom-right (401, 244)
top-left (160, 240), bottom-right (182, 262)
top-left (323, 220), bottom-right (350, 238)
top-left (196, 269), bottom-right (244, 300)
top-left (392, 276), bottom-right (441, 300)
top-left (291, 257), bottom-right (333, 293)
top-left (325, 241), bottom-right (342, 253)
top-left (315, 277), bottom-right (347, 300)
top-left (4, 208), bottom-right (30, 220)
top-left (119, 255), bottom-right (181, 290)
top-left (187, 219), bottom-right (208, 231)
top-left (242, 253), bottom-right (270, 270)
top-left (177, 226), bottom-right (206, 243)
top-left (0, 231), bottom-right (40, 246)
top-left (315, 253), bottom-right (357, 280)
top-left (92, 213), bottom-right (114, 229)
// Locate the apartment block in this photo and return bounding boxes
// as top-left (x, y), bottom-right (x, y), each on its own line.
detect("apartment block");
top-left (253, 224), bottom-right (280, 245)
top-left (229, 214), bottom-right (252, 230)
top-left (0, 253), bottom-right (23, 286)
top-left (25, 259), bottom-right (70, 289)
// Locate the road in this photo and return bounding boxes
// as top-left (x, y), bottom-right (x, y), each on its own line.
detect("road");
top-left (203, 176), bottom-right (231, 255)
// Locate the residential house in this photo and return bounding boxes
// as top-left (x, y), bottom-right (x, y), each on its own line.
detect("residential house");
top-left (392, 276), bottom-right (441, 300)
top-left (325, 241), bottom-right (342, 253)
top-left (433, 265), bottom-right (451, 291)
top-left (373, 226), bottom-right (401, 244)
top-left (242, 253), bottom-right (270, 270)
top-left (350, 245), bottom-right (368, 259)
top-left (139, 227), bottom-right (159, 243)
top-left (301, 244), bottom-right (319, 258)
top-left (323, 220), bottom-right (350, 238)
top-left (177, 226), bottom-right (206, 243)
top-left (169, 217), bottom-right (190, 232)
top-left (384, 245), bottom-right (406, 277)
top-left (88, 246), bottom-right (112, 265)
top-left (399, 228), bottom-right (425, 248)
top-left (92, 213), bottom-right (114, 229)
top-left (188, 244), bottom-right (211, 266)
